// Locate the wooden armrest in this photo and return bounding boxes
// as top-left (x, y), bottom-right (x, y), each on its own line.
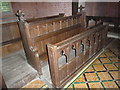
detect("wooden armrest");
top-left (26, 46), bottom-right (41, 75)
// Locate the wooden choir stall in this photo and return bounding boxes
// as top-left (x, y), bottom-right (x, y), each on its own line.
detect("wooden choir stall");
top-left (16, 10), bottom-right (108, 88)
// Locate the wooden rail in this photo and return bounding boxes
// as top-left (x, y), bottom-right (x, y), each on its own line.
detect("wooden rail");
top-left (28, 13), bottom-right (84, 39)
top-left (47, 24), bottom-right (108, 88)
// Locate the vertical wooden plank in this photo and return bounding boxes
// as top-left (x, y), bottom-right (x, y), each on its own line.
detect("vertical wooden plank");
top-left (47, 44), bottom-right (60, 88)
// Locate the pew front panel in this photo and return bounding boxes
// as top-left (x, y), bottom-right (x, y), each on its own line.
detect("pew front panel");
top-left (47, 24), bottom-right (108, 88)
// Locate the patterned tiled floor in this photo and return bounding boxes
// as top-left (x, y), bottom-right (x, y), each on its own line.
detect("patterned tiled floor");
top-left (66, 48), bottom-right (120, 89)
top-left (22, 40), bottom-right (120, 89)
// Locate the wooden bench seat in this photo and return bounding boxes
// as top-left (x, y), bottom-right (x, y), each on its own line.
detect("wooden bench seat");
top-left (38, 24), bottom-right (86, 61)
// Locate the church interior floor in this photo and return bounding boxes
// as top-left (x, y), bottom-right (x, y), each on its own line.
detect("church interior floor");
top-left (2, 50), bottom-right (38, 88)
top-left (21, 39), bottom-right (120, 89)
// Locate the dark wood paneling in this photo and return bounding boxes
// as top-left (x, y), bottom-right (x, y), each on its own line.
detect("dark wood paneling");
top-left (2, 22), bottom-right (20, 44)
top-left (2, 41), bottom-right (23, 57)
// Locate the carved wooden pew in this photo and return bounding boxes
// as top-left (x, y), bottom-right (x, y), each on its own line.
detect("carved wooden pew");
top-left (16, 10), bottom-right (86, 75)
top-left (47, 24), bottom-right (108, 88)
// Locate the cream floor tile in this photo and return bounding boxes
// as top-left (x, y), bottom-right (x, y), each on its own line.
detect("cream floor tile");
top-left (109, 71), bottom-right (119, 80)
top-left (93, 59), bottom-right (101, 64)
top-left (102, 81), bottom-right (118, 88)
top-left (85, 66), bottom-right (94, 72)
top-left (100, 58), bottom-right (111, 63)
top-left (89, 82), bottom-right (103, 88)
top-left (105, 52), bottom-right (116, 57)
top-left (74, 74), bottom-right (85, 82)
top-left (22, 80), bottom-right (45, 88)
top-left (109, 57), bottom-right (119, 63)
top-left (99, 53), bottom-right (106, 57)
top-left (93, 65), bottom-right (106, 71)
top-left (85, 73), bottom-right (99, 81)
top-left (104, 64), bottom-right (118, 70)
top-left (74, 83), bottom-right (87, 88)
top-left (97, 72), bottom-right (112, 80)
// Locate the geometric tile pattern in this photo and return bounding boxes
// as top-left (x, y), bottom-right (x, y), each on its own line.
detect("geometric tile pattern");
top-left (66, 48), bottom-right (120, 89)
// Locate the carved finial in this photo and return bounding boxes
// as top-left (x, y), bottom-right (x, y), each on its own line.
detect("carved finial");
top-left (78, 5), bottom-right (85, 12)
top-left (16, 10), bottom-right (25, 21)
